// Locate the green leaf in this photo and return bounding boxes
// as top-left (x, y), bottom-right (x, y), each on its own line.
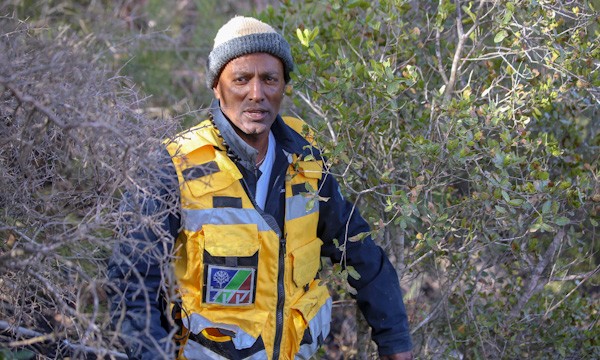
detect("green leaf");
top-left (554, 217), bottom-right (570, 226)
top-left (529, 222), bottom-right (541, 233)
top-left (494, 30), bottom-right (508, 43)
top-left (305, 199), bottom-right (315, 211)
top-left (502, 10), bottom-right (513, 25)
top-left (349, 231), bottom-right (369, 242)
top-left (347, 0), bottom-right (369, 9)
top-left (309, 27), bottom-right (319, 42)
top-left (369, 20), bottom-right (381, 31)
top-left (345, 281), bottom-right (357, 295)
top-left (540, 223), bottom-right (555, 232)
top-left (462, 4), bottom-right (476, 23)
top-left (538, 171), bottom-right (550, 181)
top-left (304, 182), bottom-right (315, 192)
top-left (387, 81), bottom-right (400, 96)
top-left (296, 28), bottom-right (307, 47)
top-left (346, 265), bottom-right (362, 280)
top-left (508, 199), bottom-right (524, 206)
top-left (542, 200), bottom-right (552, 214)
top-left (399, 218), bottom-right (407, 230)
top-left (425, 235), bottom-right (436, 248)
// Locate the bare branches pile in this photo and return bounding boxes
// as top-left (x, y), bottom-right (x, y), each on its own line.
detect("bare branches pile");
top-left (0, 14), bottom-right (175, 358)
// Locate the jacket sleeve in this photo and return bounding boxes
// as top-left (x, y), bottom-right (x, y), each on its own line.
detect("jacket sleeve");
top-left (107, 148), bottom-right (180, 360)
top-left (317, 173), bottom-right (413, 355)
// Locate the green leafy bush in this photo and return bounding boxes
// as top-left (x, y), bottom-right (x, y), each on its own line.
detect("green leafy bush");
top-left (265, 0), bottom-right (599, 358)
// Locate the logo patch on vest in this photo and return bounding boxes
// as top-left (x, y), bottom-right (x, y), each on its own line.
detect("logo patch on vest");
top-left (206, 265), bottom-right (255, 305)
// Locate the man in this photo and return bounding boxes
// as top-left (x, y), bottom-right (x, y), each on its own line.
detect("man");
top-left (109, 16), bottom-right (412, 360)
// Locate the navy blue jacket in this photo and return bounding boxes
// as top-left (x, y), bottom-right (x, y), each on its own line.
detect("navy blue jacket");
top-left (108, 102), bottom-right (412, 359)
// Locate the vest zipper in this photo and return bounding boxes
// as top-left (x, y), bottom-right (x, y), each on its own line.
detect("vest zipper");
top-left (272, 236), bottom-right (286, 360)
top-left (239, 176), bottom-right (285, 359)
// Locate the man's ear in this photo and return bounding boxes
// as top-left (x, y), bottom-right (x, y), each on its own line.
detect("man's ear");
top-left (213, 84), bottom-right (220, 100)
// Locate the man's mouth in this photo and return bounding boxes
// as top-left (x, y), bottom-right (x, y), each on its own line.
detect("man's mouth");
top-left (244, 109), bottom-right (269, 119)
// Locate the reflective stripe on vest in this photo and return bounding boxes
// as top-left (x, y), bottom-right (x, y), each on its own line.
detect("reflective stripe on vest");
top-left (182, 208), bottom-right (273, 232)
top-left (285, 194), bottom-right (319, 222)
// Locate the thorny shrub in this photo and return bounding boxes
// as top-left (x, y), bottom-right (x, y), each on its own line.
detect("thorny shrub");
top-left (0, 14), bottom-right (177, 359)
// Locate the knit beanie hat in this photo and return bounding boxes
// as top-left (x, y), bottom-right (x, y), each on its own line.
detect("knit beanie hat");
top-left (206, 16), bottom-right (294, 88)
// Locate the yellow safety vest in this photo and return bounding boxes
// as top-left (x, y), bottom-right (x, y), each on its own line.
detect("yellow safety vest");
top-left (165, 117), bottom-right (332, 360)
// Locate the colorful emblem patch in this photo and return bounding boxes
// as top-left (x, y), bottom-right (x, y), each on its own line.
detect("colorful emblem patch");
top-left (206, 265), bottom-right (256, 305)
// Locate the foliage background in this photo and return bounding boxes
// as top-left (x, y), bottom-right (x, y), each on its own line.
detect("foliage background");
top-left (1, 0), bottom-right (598, 359)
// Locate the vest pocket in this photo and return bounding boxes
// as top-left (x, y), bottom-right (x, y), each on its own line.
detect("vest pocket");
top-left (202, 224), bottom-right (259, 306)
top-left (179, 223), bottom-right (266, 358)
top-left (289, 283), bottom-right (332, 359)
top-left (180, 148), bottom-right (243, 201)
top-left (182, 310), bottom-right (269, 359)
top-left (203, 223), bottom-right (259, 257)
top-left (290, 238), bottom-right (323, 289)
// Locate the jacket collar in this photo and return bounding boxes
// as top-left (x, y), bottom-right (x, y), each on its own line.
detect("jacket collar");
top-left (210, 99), bottom-right (258, 171)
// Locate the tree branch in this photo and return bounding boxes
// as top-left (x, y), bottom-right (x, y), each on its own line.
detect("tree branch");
top-left (509, 229), bottom-right (565, 320)
top-left (0, 321), bottom-right (127, 359)
top-left (544, 264), bottom-right (600, 318)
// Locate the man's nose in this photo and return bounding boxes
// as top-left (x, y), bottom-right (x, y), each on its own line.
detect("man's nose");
top-left (248, 79), bottom-right (264, 102)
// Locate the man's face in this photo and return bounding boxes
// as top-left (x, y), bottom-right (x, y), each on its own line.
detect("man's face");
top-left (213, 53), bottom-right (285, 143)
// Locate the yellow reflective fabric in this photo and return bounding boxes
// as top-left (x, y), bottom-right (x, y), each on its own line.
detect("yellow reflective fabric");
top-left (287, 283), bottom-right (330, 357)
top-left (295, 160), bottom-right (323, 180)
top-left (165, 117), bottom-right (330, 360)
top-left (291, 239), bottom-right (323, 288)
top-left (204, 224), bottom-right (259, 257)
top-left (166, 120), bottom-right (225, 157)
top-left (281, 116), bottom-right (317, 147)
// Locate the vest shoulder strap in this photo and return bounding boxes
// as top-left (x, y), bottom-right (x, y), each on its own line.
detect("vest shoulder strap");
top-left (164, 119), bottom-right (222, 158)
top-left (282, 116), bottom-right (317, 147)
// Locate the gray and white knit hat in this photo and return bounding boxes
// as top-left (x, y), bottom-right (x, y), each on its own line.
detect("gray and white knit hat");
top-left (206, 16), bottom-right (294, 88)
